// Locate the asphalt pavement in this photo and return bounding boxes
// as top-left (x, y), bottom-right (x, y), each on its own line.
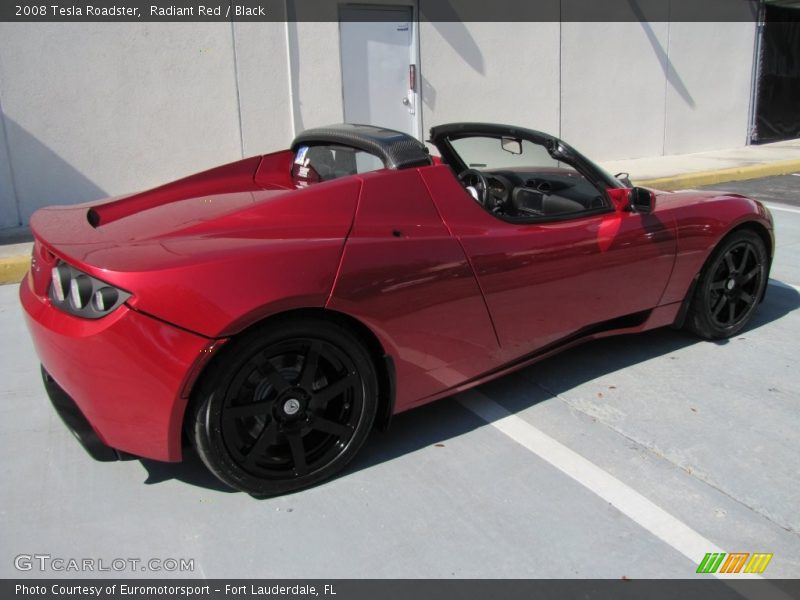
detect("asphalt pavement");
top-left (699, 173), bottom-right (800, 208)
top-left (0, 175), bottom-right (798, 579)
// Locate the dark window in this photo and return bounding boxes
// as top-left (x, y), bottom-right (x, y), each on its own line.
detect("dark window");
top-left (291, 145), bottom-right (384, 185)
top-left (445, 135), bottom-right (609, 221)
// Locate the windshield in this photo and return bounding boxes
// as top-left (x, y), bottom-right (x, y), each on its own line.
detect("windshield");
top-left (450, 136), bottom-right (574, 172)
top-left (449, 134), bottom-right (625, 189)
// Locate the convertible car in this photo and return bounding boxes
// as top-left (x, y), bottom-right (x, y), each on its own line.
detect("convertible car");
top-left (20, 123), bottom-right (774, 495)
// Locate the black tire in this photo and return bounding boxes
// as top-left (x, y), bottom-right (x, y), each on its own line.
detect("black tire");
top-left (189, 319), bottom-right (378, 496)
top-left (686, 229), bottom-right (769, 340)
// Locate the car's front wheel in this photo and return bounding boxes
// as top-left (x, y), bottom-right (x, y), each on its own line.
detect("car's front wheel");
top-left (190, 319), bottom-right (378, 496)
top-left (686, 229), bottom-right (769, 340)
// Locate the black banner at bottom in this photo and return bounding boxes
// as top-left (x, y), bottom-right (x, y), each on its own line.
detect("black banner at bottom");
top-left (5, 580), bottom-right (800, 600)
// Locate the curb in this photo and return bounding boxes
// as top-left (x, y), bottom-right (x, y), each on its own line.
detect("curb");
top-left (0, 256), bottom-right (30, 286)
top-left (635, 158), bottom-right (800, 191)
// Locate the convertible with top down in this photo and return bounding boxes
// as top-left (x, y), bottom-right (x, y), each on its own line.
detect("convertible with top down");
top-left (20, 122), bottom-right (774, 495)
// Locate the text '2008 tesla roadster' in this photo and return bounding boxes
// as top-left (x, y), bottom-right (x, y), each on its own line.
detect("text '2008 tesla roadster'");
top-left (20, 123), bottom-right (774, 495)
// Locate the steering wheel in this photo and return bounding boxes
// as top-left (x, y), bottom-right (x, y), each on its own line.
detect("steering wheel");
top-left (458, 169), bottom-right (489, 206)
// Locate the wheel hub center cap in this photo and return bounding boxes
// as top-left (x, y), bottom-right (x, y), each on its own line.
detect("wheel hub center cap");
top-left (726, 278), bottom-right (736, 291)
top-left (283, 398), bottom-right (301, 416)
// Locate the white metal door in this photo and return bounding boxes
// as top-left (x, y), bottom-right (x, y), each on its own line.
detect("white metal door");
top-left (339, 6), bottom-right (418, 137)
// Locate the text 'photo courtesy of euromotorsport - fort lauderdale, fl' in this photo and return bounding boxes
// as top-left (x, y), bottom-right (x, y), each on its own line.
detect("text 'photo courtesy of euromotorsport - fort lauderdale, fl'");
top-left (14, 583), bottom-right (330, 597)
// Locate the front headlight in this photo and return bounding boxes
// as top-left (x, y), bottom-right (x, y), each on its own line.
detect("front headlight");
top-left (49, 261), bottom-right (131, 319)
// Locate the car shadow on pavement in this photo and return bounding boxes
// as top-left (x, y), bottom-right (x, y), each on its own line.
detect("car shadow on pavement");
top-left (136, 281), bottom-right (799, 494)
top-left (350, 281), bottom-right (800, 477)
top-left (139, 452), bottom-right (237, 493)
top-left (744, 280), bottom-right (800, 332)
top-left (349, 328), bottom-right (695, 475)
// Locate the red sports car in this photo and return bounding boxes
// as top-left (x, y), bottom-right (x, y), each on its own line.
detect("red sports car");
top-left (20, 123), bottom-right (774, 495)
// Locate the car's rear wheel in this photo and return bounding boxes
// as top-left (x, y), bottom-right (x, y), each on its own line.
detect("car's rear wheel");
top-left (686, 229), bottom-right (768, 340)
top-left (190, 319), bottom-right (378, 496)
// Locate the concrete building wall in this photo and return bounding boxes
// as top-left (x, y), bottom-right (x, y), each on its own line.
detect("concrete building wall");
top-left (0, 23), bottom-right (245, 225)
top-left (0, 105), bottom-right (16, 229)
top-left (662, 21), bottom-right (756, 155)
top-left (232, 21), bottom-right (295, 157)
top-left (560, 21), bottom-right (671, 160)
top-left (419, 22), bottom-right (561, 137)
top-left (286, 22), bottom-right (344, 133)
top-left (0, 19), bottom-right (758, 230)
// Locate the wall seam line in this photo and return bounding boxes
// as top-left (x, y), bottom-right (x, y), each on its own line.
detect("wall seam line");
top-left (229, 10), bottom-right (246, 158)
top-left (661, 6), bottom-right (672, 156)
top-left (558, 6), bottom-right (563, 139)
top-left (284, 3), bottom-right (298, 139)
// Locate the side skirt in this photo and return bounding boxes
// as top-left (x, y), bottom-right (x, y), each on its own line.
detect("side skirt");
top-left (394, 303), bottom-right (682, 415)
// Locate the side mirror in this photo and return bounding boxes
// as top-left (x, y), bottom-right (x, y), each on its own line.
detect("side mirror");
top-left (630, 187), bottom-right (655, 214)
top-left (606, 187), bottom-right (656, 213)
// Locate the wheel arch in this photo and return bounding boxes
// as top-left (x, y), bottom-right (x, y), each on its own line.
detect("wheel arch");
top-left (731, 220), bottom-right (773, 263)
top-left (180, 307), bottom-right (395, 454)
top-left (673, 219), bottom-right (773, 329)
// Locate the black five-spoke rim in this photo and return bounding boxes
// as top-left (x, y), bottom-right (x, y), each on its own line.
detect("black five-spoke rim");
top-left (706, 240), bottom-right (763, 329)
top-left (220, 338), bottom-right (363, 480)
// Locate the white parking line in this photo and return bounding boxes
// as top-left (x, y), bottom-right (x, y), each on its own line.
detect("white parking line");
top-left (764, 203), bottom-right (800, 214)
top-left (769, 279), bottom-right (800, 293)
top-left (458, 389), bottom-right (761, 581)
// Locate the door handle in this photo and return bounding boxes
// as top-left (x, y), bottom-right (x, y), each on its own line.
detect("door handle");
top-left (401, 97), bottom-right (411, 106)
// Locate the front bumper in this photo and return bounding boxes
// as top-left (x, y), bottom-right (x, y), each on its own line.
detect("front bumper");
top-left (20, 275), bottom-right (213, 462)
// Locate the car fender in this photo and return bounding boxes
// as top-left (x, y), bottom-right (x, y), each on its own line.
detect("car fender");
top-left (34, 178), bottom-right (362, 338)
top-left (655, 191), bottom-right (774, 306)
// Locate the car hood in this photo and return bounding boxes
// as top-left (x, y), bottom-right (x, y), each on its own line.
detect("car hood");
top-left (652, 188), bottom-right (752, 210)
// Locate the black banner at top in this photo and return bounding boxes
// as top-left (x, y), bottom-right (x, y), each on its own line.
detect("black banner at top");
top-left (0, 0), bottom-right (780, 23)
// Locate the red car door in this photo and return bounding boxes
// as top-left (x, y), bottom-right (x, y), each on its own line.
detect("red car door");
top-left (421, 128), bottom-right (676, 360)
top-left (442, 187), bottom-right (673, 358)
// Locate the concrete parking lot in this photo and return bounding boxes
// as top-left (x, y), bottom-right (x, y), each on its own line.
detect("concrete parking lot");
top-left (1, 176), bottom-right (798, 579)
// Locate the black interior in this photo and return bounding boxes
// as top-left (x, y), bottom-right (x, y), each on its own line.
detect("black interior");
top-left (461, 167), bottom-right (608, 220)
top-left (292, 145), bottom-right (362, 183)
top-left (429, 123), bottom-right (622, 222)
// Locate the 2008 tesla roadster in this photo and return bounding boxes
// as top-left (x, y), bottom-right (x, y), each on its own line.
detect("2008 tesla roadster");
top-left (20, 123), bottom-right (774, 495)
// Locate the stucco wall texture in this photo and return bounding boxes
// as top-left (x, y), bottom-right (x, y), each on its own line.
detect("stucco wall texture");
top-left (0, 20), bottom-right (756, 229)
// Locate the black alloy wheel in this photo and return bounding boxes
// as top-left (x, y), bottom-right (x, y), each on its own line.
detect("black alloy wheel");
top-left (190, 319), bottom-right (378, 496)
top-left (687, 229), bottom-right (768, 339)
